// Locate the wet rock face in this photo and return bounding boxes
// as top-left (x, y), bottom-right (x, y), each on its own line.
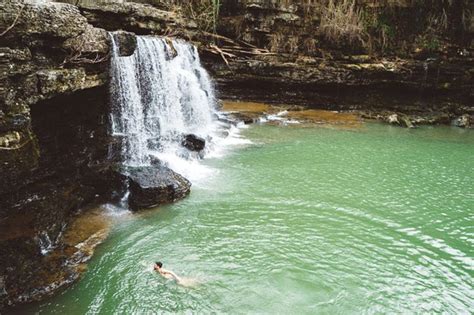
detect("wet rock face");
top-left (182, 134), bottom-right (206, 152)
top-left (113, 31), bottom-right (137, 57)
top-left (126, 166), bottom-right (191, 210)
top-left (0, 203), bottom-right (112, 309)
top-left (0, 181), bottom-right (93, 307)
top-left (0, 86), bottom-right (114, 309)
top-left (0, 1), bottom-right (109, 198)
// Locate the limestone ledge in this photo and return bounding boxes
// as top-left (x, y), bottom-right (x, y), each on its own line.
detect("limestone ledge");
top-left (36, 69), bottom-right (105, 99)
top-left (76, 1), bottom-right (198, 35)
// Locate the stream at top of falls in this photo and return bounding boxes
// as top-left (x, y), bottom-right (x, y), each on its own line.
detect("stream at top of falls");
top-left (16, 123), bottom-right (474, 314)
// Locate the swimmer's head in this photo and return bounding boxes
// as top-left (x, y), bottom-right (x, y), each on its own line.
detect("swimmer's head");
top-left (155, 261), bottom-right (163, 268)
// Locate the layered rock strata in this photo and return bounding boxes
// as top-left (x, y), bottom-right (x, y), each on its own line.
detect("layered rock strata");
top-left (206, 0), bottom-right (473, 125)
top-left (0, 1), bottom-right (190, 309)
top-left (1, 0), bottom-right (473, 310)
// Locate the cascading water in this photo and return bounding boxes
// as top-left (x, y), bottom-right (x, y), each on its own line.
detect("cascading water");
top-left (109, 34), bottom-right (219, 170)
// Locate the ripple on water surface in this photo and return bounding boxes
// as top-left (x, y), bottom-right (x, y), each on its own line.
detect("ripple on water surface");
top-left (19, 123), bottom-right (474, 314)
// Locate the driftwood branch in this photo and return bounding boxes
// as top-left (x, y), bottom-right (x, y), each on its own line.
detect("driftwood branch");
top-left (0, 3), bottom-right (25, 37)
top-left (209, 44), bottom-right (234, 67)
top-left (0, 137), bottom-right (33, 151)
top-left (63, 51), bottom-right (109, 66)
top-left (200, 31), bottom-right (260, 50)
top-left (220, 47), bottom-right (275, 56)
top-left (62, 33), bottom-right (109, 66)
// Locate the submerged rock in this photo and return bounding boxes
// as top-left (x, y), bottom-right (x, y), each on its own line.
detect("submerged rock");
top-left (182, 134), bottom-right (206, 152)
top-left (126, 166), bottom-right (191, 210)
top-left (387, 114), bottom-right (400, 125)
top-left (400, 116), bottom-right (416, 129)
top-left (386, 113), bottom-right (416, 128)
top-left (454, 114), bottom-right (471, 128)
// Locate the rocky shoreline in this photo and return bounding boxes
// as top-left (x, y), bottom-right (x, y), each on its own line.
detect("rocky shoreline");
top-left (0, 0), bottom-right (472, 310)
top-left (221, 100), bottom-right (471, 130)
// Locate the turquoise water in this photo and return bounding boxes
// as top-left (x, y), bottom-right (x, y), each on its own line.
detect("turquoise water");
top-left (25, 124), bottom-right (474, 314)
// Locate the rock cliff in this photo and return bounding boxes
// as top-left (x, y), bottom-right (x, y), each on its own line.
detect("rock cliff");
top-left (0, 1), bottom-right (190, 308)
top-left (205, 0), bottom-right (473, 124)
top-left (0, 0), bottom-right (473, 310)
top-left (0, 1), bottom-right (111, 308)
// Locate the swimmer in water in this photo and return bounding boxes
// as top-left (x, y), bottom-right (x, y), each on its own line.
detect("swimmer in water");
top-left (154, 262), bottom-right (181, 283)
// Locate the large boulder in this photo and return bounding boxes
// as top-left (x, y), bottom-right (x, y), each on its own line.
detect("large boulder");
top-left (182, 134), bottom-right (206, 152)
top-left (126, 166), bottom-right (191, 210)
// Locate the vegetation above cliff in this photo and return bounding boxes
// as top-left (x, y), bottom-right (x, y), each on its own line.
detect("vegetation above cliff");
top-left (157, 0), bottom-right (472, 57)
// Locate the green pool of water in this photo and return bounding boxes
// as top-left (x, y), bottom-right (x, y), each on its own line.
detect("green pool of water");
top-left (24, 123), bottom-right (474, 314)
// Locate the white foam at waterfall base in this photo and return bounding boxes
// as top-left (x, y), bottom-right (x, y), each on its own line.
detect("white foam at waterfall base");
top-left (109, 34), bottom-right (251, 186)
top-left (153, 123), bottom-right (252, 185)
top-left (204, 122), bottom-right (253, 159)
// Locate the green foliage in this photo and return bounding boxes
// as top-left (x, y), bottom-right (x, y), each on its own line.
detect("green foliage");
top-left (363, 11), bottom-right (396, 53)
top-left (414, 34), bottom-right (441, 52)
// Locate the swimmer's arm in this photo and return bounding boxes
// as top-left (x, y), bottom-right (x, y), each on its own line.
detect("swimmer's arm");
top-left (166, 270), bottom-right (181, 282)
top-left (161, 269), bottom-right (181, 281)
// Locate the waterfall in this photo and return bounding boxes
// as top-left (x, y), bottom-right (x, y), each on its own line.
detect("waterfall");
top-left (109, 34), bottom-right (218, 168)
